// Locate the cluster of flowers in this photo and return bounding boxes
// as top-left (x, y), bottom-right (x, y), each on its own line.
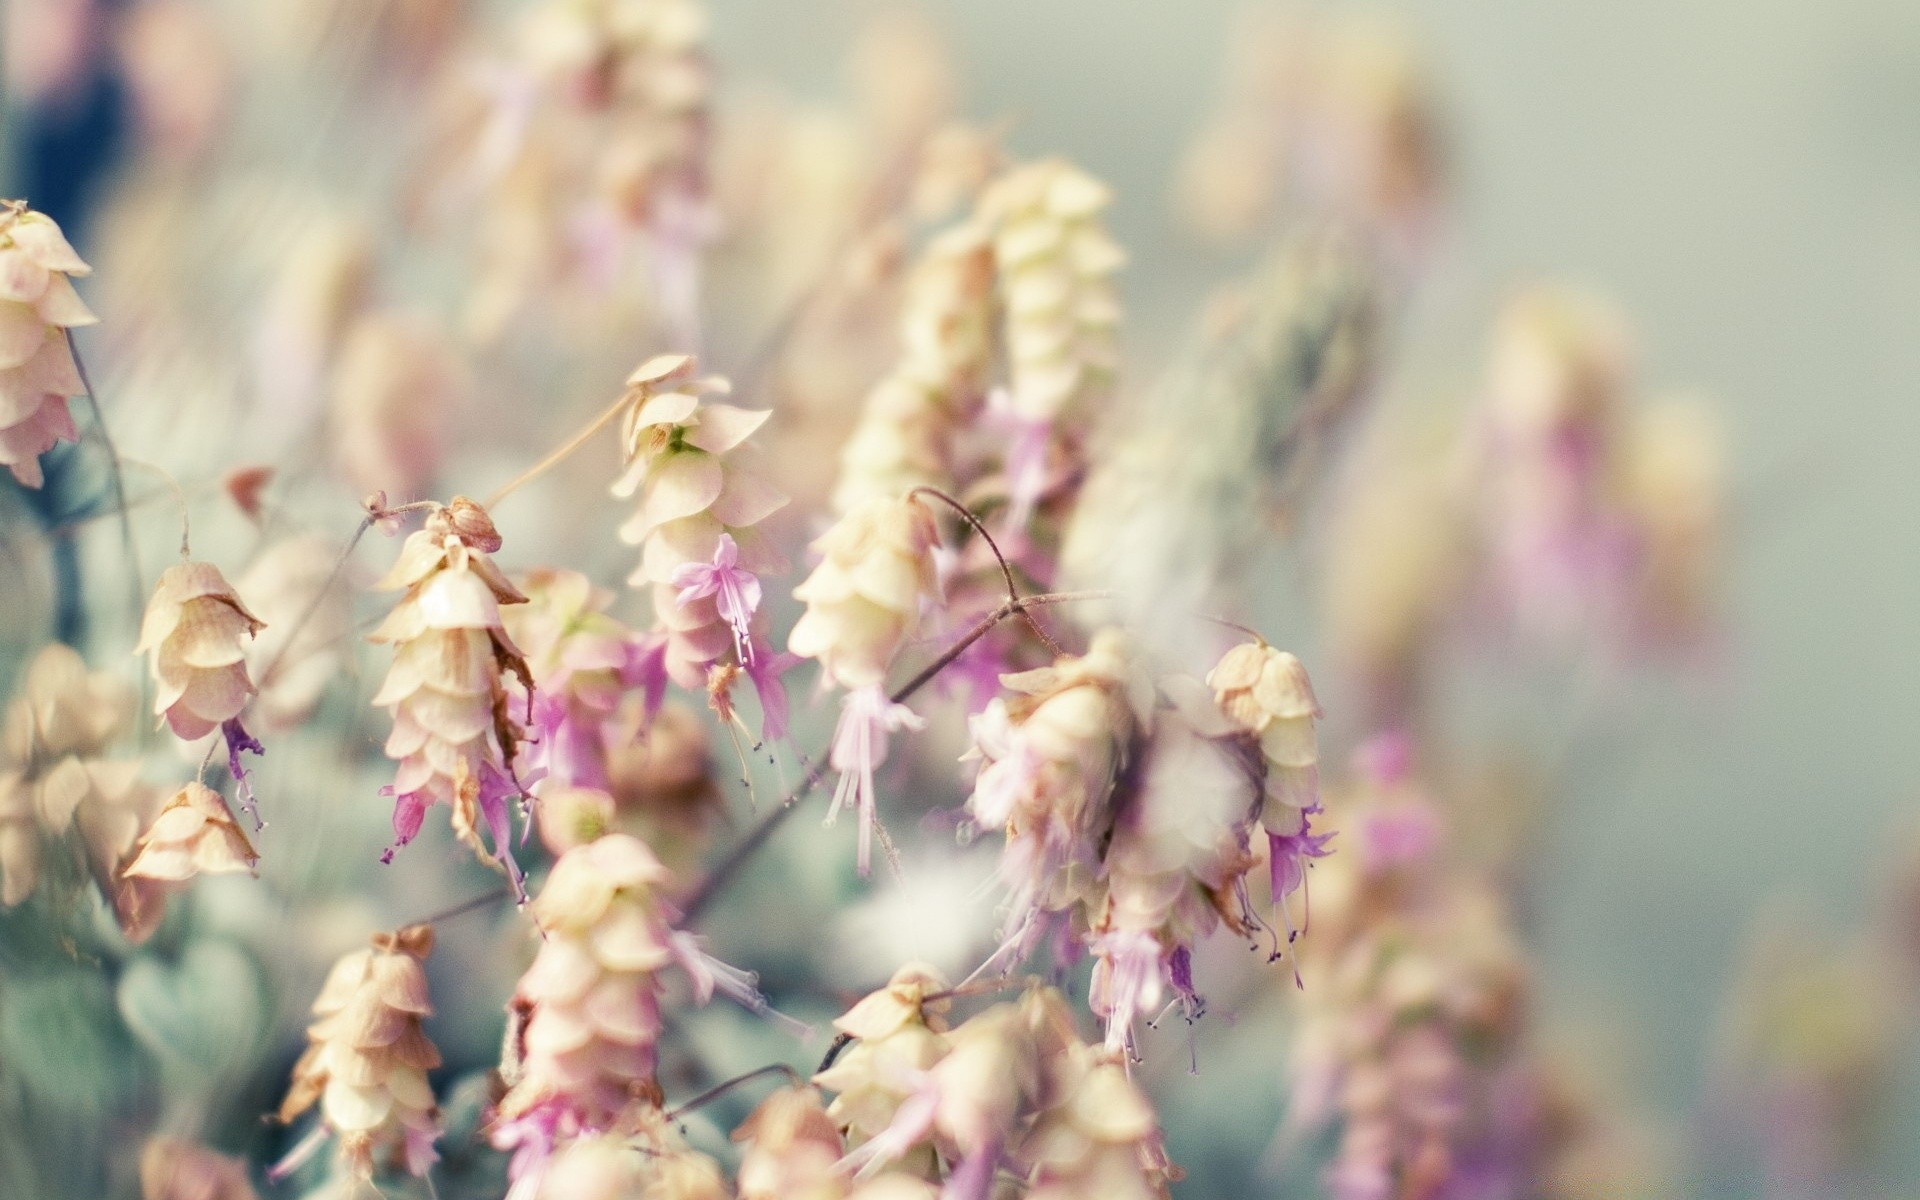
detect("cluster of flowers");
top-left (797, 964), bottom-right (1176, 1200)
top-left (1324, 285), bottom-right (1724, 722)
top-left (965, 630), bottom-right (1327, 1050)
top-left (1282, 743), bottom-right (1614, 1200)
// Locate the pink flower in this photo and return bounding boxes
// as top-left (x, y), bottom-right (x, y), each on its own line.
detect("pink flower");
top-left (670, 533), bottom-right (762, 665)
top-left (826, 684), bottom-right (925, 877)
top-left (745, 643), bottom-right (798, 743)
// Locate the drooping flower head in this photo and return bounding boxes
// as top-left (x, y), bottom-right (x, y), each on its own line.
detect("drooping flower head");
top-left (275, 924), bottom-right (442, 1183)
top-left (495, 833), bottom-right (769, 1195)
top-left (733, 1085), bottom-right (848, 1200)
top-left (0, 201), bottom-right (96, 488)
top-left (788, 492), bottom-right (942, 875)
top-left (614, 353), bottom-right (789, 735)
top-left (813, 963), bottom-right (953, 1180)
top-left (116, 780), bottom-right (259, 944)
top-left (367, 496), bottom-right (533, 885)
top-left (1206, 640), bottom-right (1329, 925)
top-left (137, 560), bottom-right (268, 825)
top-left (962, 628), bottom-right (1147, 968)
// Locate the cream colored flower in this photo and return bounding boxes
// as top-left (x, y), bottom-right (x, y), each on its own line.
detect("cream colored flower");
top-left (614, 353), bottom-right (786, 702)
top-left (789, 492), bottom-right (942, 874)
top-left (813, 963), bottom-right (952, 1178)
top-left (1208, 641), bottom-right (1321, 818)
top-left (119, 780), bottom-right (258, 895)
top-left (831, 221), bottom-right (997, 513)
top-left (1023, 1040), bottom-right (1173, 1200)
top-left (0, 201), bottom-right (96, 488)
top-left (137, 561), bottom-right (266, 742)
top-left (368, 497), bottom-right (532, 874)
top-left (497, 834), bottom-right (676, 1133)
top-left (789, 493), bottom-right (941, 694)
top-left (276, 924), bottom-right (442, 1181)
top-left (976, 160), bottom-right (1123, 427)
top-left (734, 1085), bottom-right (848, 1200)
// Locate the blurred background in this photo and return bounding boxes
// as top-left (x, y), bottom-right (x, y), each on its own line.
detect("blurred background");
top-left (5, 1), bottom-right (1920, 1197)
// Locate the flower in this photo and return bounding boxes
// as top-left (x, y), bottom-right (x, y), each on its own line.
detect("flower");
top-left (789, 493), bottom-right (942, 874)
top-left (495, 833), bottom-right (770, 1194)
top-left (813, 963), bottom-right (953, 1179)
top-left (831, 220), bottom-right (997, 514)
top-left (1206, 640), bottom-right (1329, 920)
top-left (733, 1085), bottom-right (847, 1200)
top-left (328, 311), bottom-right (465, 502)
top-left (368, 497), bottom-right (533, 884)
top-left (670, 532), bottom-right (762, 663)
top-left (116, 780), bottom-right (260, 943)
top-left (614, 354), bottom-right (789, 732)
top-left (962, 629), bottom-right (1145, 968)
top-left (275, 924), bottom-right (442, 1182)
top-left (0, 202), bottom-right (96, 488)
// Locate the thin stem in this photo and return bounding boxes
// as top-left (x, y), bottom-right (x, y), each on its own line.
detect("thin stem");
top-left (662, 1063), bottom-right (803, 1121)
top-left (410, 885), bottom-right (513, 927)
top-left (66, 330), bottom-right (144, 621)
top-left (910, 485), bottom-right (1063, 655)
top-left (681, 589), bottom-right (1113, 923)
top-left (484, 389), bottom-right (634, 510)
top-left (253, 512), bottom-right (375, 692)
top-left (117, 454), bottom-right (192, 559)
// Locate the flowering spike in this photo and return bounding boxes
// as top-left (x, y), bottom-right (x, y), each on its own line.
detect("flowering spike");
top-left (0, 202), bottom-right (96, 488)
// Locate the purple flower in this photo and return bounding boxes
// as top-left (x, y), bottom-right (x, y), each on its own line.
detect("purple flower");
top-left (745, 641), bottom-right (798, 743)
top-left (670, 532), bottom-right (762, 665)
top-left (1269, 809), bottom-right (1334, 909)
top-left (220, 717), bottom-right (266, 830)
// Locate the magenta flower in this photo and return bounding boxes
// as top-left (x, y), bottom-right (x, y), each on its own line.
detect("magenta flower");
top-left (745, 642), bottom-right (798, 743)
top-left (670, 532), bottom-right (762, 664)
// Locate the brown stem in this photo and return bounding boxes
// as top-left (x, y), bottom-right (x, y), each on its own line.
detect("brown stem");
top-left (66, 331), bottom-right (145, 624)
top-left (410, 885), bottom-right (514, 927)
top-left (662, 1063), bottom-right (804, 1121)
top-left (909, 485), bottom-right (1063, 655)
top-left (484, 388), bottom-right (635, 510)
top-left (680, 589), bottom-right (1112, 923)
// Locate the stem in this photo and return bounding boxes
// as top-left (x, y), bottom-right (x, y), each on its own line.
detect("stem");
top-left (662, 1063), bottom-right (803, 1121)
top-left (253, 512), bottom-right (374, 691)
top-left (117, 455), bottom-right (192, 559)
top-left (66, 331), bottom-right (144, 624)
top-left (909, 485), bottom-right (1063, 655)
top-left (484, 388), bottom-right (634, 510)
top-left (680, 589), bottom-right (1112, 923)
top-left (410, 885), bottom-right (513, 927)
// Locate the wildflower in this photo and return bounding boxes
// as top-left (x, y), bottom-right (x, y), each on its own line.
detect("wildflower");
top-left (813, 963), bottom-right (953, 1179)
top-left (495, 833), bottom-right (767, 1193)
top-left (788, 493), bottom-right (942, 875)
top-left (1470, 286), bottom-right (1641, 644)
top-left (963, 629), bottom-right (1145, 965)
top-left (1022, 1030), bottom-right (1175, 1200)
top-left (975, 160), bottom-right (1122, 529)
top-left (116, 780), bottom-right (259, 943)
top-left (0, 202), bottom-right (95, 488)
top-left (137, 560), bottom-right (269, 823)
top-left (139, 1137), bottom-right (258, 1200)
top-left (1206, 640), bottom-right (1330, 920)
top-left (535, 1119), bottom-right (730, 1200)
top-left (1091, 701), bottom-right (1262, 1051)
top-left (831, 220), bottom-right (997, 513)
top-left (367, 497), bottom-right (533, 885)
top-left (275, 924), bottom-right (442, 1182)
top-left (733, 1085), bottom-right (847, 1200)
top-left (614, 354), bottom-right (788, 732)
